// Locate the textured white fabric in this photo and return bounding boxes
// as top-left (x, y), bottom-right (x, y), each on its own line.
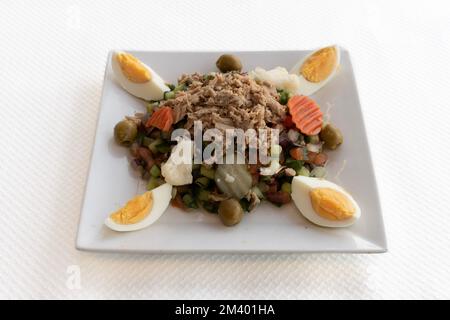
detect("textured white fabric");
top-left (1, 0), bottom-right (450, 299)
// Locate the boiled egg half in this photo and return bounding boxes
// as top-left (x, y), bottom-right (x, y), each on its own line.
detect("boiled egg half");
top-left (291, 175), bottom-right (360, 227)
top-left (104, 183), bottom-right (172, 232)
top-left (111, 51), bottom-right (170, 101)
top-left (290, 45), bottom-right (340, 96)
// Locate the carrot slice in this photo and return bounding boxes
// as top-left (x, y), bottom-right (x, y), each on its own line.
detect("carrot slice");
top-left (162, 116), bottom-right (173, 132)
top-left (147, 108), bottom-right (164, 125)
top-left (287, 95), bottom-right (323, 136)
top-left (146, 106), bottom-right (174, 132)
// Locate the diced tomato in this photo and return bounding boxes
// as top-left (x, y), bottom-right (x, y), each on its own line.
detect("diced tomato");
top-left (283, 115), bottom-right (295, 128)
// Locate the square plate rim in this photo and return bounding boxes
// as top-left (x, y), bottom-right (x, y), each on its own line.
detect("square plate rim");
top-left (75, 49), bottom-right (387, 254)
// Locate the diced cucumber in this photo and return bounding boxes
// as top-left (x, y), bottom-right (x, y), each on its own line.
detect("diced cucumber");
top-left (197, 189), bottom-right (210, 201)
top-left (173, 83), bottom-right (187, 93)
top-left (310, 166), bottom-right (327, 178)
top-left (150, 165), bottom-right (161, 178)
top-left (296, 166), bottom-right (310, 176)
top-left (306, 135), bottom-right (320, 144)
top-left (164, 91), bottom-right (176, 100)
top-left (195, 177), bottom-right (210, 188)
top-left (203, 73), bottom-right (215, 81)
top-left (142, 137), bottom-right (153, 147)
top-left (146, 102), bottom-right (159, 115)
top-left (182, 194), bottom-right (197, 209)
top-left (148, 138), bottom-right (163, 154)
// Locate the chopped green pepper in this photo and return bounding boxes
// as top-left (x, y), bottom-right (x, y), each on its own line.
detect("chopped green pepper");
top-left (200, 165), bottom-right (215, 179)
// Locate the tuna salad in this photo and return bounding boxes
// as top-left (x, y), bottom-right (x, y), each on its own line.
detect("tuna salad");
top-left (106, 48), bottom-right (362, 233)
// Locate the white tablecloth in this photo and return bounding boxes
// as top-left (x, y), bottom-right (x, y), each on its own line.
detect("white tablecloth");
top-left (1, 0), bottom-right (449, 299)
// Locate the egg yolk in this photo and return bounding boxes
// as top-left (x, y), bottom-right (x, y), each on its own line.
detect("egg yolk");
top-left (110, 191), bottom-right (153, 224)
top-left (300, 47), bottom-right (337, 83)
top-left (310, 188), bottom-right (355, 221)
top-left (116, 53), bottom-right (151, 83)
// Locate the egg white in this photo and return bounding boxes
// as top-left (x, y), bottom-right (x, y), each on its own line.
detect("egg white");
top-left (291, 175), bottom-right (360, 228)
top-left (111, 51), bottom-right (170, 101)
top-left (104, 183), bottom-right (173, 232)
top-left (290, 45), bottom-right (341, 96)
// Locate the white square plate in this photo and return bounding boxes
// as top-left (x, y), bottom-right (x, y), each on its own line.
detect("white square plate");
top-left (76, 50), bottom-right (387, 253)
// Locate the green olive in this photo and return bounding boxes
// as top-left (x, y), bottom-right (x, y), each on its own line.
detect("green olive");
top-left (216, 54), bottom-right (242, 73)
top-left (114, 119), bottom-right (138, 146)
top-left (218, 199), bottom-right (244, 226)
top-left (320, 123), bottom-right (343, 150)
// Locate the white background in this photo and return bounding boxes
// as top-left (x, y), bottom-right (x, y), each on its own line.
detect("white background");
top-left (1, 0), bottom-right (449, 299)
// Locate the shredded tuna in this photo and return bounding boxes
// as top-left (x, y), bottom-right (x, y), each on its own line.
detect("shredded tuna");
top-left (160, 72), bottom-right (287, 132)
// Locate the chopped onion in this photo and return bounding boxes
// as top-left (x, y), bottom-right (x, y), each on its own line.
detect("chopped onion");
top-left (306, 142), bottom-right (322, 153)
top-left (287, 129), bottom-right (300, 142)
top-left (311, 166), bottom-right (327, 178)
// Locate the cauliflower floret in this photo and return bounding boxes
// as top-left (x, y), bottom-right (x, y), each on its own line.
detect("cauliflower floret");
top-left (260, 160), bottom-right (281, 176)
top-left (161, 139), bottom-right (193, 186)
